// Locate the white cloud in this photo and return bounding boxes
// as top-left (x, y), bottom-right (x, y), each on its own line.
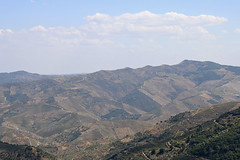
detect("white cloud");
top-left (84, 11), bottom-right (227, 40)
top-left (0, 29), bottom-right (13, 36)
top-left (29, 0), bottom-right (36, 3)
top-left (221, 30), bottom-right (228, 34)
top-left (30, 25), bottom-right (48, 32)
top-left (87, 11), bottom-right (227, 26)
top-left (235, 28), bottom-right (240, 33)
top-left (86, 13), bottom-right (111, 22)
top-left (0, 11), bottom-right (226, 45)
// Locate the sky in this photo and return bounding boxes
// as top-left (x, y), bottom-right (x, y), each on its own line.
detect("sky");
top-left (0, 0), bottom-right (240, 74)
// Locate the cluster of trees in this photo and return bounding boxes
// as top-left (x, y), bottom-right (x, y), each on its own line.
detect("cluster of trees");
top-left (105, 106), bottom-right (240, 160)
top-left (187, 124), bottom-right (240, 159)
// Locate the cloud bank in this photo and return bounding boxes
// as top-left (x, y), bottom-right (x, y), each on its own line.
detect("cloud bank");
top-left (0, 11), bottom-right (227, 45)
top-left (236, 28), bottom-right (240, 33)
top-left (0, 11), bottom-right (229, 74)
top-left (84, 11), bottom-right (227, 40)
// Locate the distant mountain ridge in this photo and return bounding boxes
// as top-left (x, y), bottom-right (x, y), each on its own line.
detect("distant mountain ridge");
top-left (0, 70), bottom-right (56, 85)
top-left (0, 60), bottom-right (240, 159)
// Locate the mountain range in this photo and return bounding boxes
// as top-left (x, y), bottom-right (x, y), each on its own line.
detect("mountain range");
top-left (0, 60), bottom-right (240, 159)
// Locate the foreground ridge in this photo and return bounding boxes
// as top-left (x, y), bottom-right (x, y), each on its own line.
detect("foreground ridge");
top-left (105, 102), bottom-right (240, 160)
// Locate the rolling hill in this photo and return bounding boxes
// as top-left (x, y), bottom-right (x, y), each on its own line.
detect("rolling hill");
top-left (0, 60), bottom-right (240, 159)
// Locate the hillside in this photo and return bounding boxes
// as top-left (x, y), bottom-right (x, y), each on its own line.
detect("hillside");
top-left (0, 141), bottom-right (57, 160)
top-left (105, 102), bottom-right (240, 160)
top-left (0, 60), bottom-right (240, 159)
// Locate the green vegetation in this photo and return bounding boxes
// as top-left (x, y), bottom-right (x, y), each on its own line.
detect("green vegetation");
top-left (0, 141), bottom-right (57, 160)
top-left (187, 108), bottom-right (240, 159)
top-left (122, 90), bottom-right (162, 112)
top-left (226, 66), bottom-right (240, 75)
top-left (105, 103), bottom-right (240, 160)
top-left (169, 112), bottom-right (188, 123)
top-left (191, 70), bottom-right (224, 85)
top-left (101, 109), bottom-right (141, 120)
top-left (4, 91), bottom-right (29, 104)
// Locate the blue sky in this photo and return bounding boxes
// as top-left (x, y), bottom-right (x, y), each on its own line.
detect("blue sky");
top-left (0, 0), bottom-right (240, 74)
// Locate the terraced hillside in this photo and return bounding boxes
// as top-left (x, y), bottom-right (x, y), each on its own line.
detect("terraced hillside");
top-left (0, 60), bottom-right (240, 159)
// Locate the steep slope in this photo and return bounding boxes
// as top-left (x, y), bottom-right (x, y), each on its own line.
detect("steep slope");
top-left (0, 60), bottom-right (240, 159)
top-left (105, 102), bottom-right (240, 160)
top-left (0, 141), bottom-right (58, 160)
